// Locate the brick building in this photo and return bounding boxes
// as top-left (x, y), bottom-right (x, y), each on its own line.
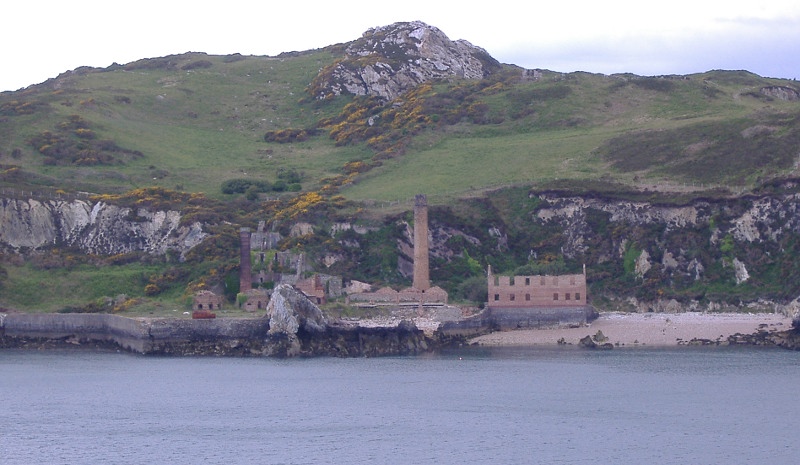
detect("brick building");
top-left (295, 274), bottom-right (326, 305)
top-left (241, 288), bottom-right (270, 312)
top-left (193, 290), bottom-right (223, 311)
top-left (487, 265), bottom-right (587, 309)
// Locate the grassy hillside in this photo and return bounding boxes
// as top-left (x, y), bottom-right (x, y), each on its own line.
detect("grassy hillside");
top-left (2, 50), bottom-right (799, 202)
top-left (341, 71), bottom-right (800, 202)
top-left (1, 50), bottom-right (372, 196)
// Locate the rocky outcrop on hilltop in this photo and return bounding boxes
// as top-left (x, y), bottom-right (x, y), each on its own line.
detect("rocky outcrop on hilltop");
top-left (310, 21), bottom-right (501, 101)
top-left (0, 197), bottom-right (206, 257)
top-left (761, 85), bottom-right (800, 101)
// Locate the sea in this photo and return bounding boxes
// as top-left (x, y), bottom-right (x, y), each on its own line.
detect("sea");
top-left (2, 346), bottom-right (798, 465)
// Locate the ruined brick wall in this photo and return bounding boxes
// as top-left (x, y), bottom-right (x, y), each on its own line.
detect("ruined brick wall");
top-left (193, 291), bottom-right (223, 311)
top-left (347, 286), bottom-right (448, 305)
top-left (242, 289), bottom-right (269, 312)
top-left (295, 275), bottom-right (326, 304)
top-left (488, 272), bottom-right (586, 308)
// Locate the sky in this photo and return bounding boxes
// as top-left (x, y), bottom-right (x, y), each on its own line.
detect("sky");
top-left (2, 0), bottom-right (798, 92)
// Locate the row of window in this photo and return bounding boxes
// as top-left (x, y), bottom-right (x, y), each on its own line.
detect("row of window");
top-left (493, 292), bottom-right (581, 302)
top-left (493, 276), bottom-right (578, 286)
top-left (195, 303), bottom-right (222, 310)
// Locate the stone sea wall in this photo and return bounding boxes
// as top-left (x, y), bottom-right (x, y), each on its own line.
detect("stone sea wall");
top-left (0, 313), bottom-right (435, 357)
top-left (488, 306), bottom-right (598, 331)
top-left (436, 306), bottom-right (597, 338)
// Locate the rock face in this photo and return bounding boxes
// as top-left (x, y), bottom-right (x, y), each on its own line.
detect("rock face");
top-left (396, 219), bottom-right (482, 280)
top-left (264, 284), bottom-right (327, 356)
top-left (266, 284), bottom-right (327, 335)
top-left (532, 187), bottom-right (800, 312)
top-left (311, 21), bottom-right (501, 101)
top-left (0, 198), bottom-right (206, 257)
top-left (534, 190), bottom-right (800, 266)
top-left (761, 86), bottom-right (800, 101)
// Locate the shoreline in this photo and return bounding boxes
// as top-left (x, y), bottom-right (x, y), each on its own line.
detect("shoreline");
top-left (468, 312), bottom-right (794, 347)
top-left (2, 311), bottom-right (797, 355)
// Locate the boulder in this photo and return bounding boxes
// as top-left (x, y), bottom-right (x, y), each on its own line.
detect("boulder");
top-left (266, 284), bottom-right (327, 336)
top-left (579, 332), bottom-right (614, 349)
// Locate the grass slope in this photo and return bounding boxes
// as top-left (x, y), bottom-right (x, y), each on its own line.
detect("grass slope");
top-left (1, 50), bottom-right (370, 196)
top-left (3, 56), bottom-right (799, 202)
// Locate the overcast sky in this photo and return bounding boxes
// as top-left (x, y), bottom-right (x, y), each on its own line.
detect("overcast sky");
top-left (2, 0), bottom-right (798, 92)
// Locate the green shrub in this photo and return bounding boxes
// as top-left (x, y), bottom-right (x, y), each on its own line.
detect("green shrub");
top-left (221, 178), bottom-right (271, 194)
top-left (181, 60), bottom-right (213, 70)
top-left (622, 243), bottom-right (641, 276)
top-left (277, 168), bottom-right (302, 184)
top-left (455, 275), bottom-right (488, 303)
top-left (264, 128), bottom-right (314, 143)
top-left (245, 185), bottom-right (260, 201)
top-left (631, 78), bottom-right (676, 92)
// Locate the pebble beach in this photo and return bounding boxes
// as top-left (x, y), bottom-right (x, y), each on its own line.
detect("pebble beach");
top-left (468, 312), bottom-right (793, 347)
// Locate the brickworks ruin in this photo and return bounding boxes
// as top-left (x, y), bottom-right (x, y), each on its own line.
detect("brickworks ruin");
top-left (208, 193), bottom-right (594, 329)
top-left (487, 265), bottom-right (587, 308)
top-left (484, 264), bottom-right (595, 329)
top-left (348, 194), bottom-right (449, 307)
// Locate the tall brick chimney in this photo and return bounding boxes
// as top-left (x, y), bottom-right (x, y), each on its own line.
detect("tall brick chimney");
top-left (239, 227), bottom-right (252, 292)
top-left (412, 194), bottom-right (430, 291)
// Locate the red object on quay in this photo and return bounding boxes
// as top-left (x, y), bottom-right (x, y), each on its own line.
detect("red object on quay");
top-left (192, 310), bottom-right (216, 319)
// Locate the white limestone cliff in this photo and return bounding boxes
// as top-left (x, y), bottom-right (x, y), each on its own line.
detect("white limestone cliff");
top-left (0, 197), bottom-right (206, 257)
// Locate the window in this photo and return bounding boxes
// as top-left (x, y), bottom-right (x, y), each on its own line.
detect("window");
top-left (565, 293), bottom-right (571, 300)
top-left (525, 293), bottom-right (531, 301)
top-left (553, 293), bottom-right (559, 301)
top-left (525, 277), bottom-right (531, 285)
top-left (494, 294), bottom-right (500, 301)
top-left (575, 293), bottom-right (581, 301)
top-left (510, 294), bottom-right (516, 301)
top-left (510, 276), bottom-right (515, 286)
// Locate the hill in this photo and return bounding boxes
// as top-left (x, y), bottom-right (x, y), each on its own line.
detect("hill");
top-left (2, 22), bottom-right (798, 200)
top-left (2, 21), bottom-right (800, 315)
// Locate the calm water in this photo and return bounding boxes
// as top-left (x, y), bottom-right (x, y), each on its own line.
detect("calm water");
top-left (2, 346), bottom-right (798, 465)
